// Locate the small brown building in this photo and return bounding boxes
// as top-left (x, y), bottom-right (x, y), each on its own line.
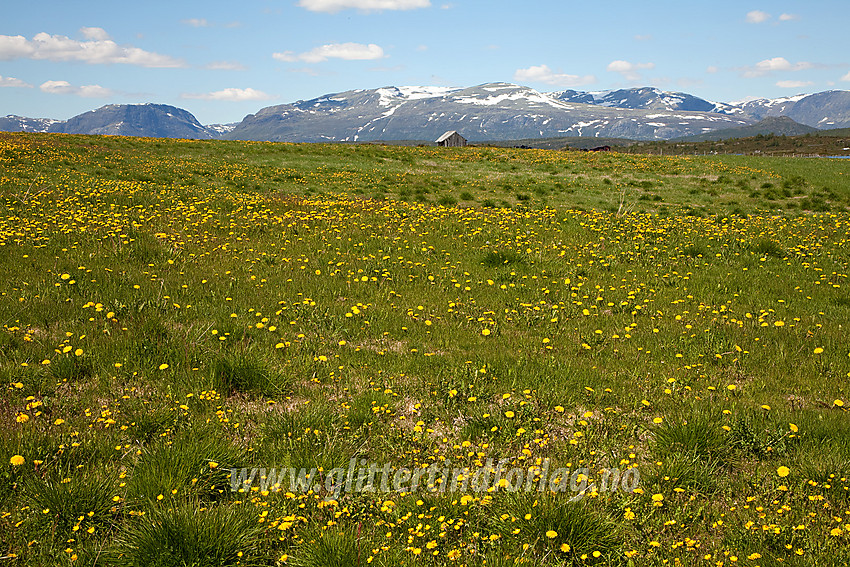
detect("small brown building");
top-left (436, 131), bottom-right (467, 147)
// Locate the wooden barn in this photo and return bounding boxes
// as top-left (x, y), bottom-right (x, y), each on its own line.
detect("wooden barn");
top-left (436, 131), bottom-right (467, 147)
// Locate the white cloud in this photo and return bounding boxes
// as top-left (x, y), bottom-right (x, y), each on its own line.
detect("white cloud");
top-left (40, 80), bottom-right (115, 98)
top-left (706, 65), bottom-right (719, 74)
top-left (0, 32), bottom-right (184, 67)
top-left (634, 34), bottom-right (652, 41)
top-left (182, 18), bottom-right (210, 27)
top-left (80, 27), bottom-right (110, 40)
top-left (182, 87), bottom-right (275, 101)
top-left (0, 75), bottom-right (32, 88)
top-left (742, 56), bottom-right (813, 77)
top-left (607, 60), bottom-right (655, 81)
top-left (273, 43), bottom-right (385, 63)
top-left (842, 71), bottom-right (850, 82)
top-left (746, 10), bottom-right (771, 23)
top-left (513, 65), bottom-right (595, 87)
top-left (779, 13), bottom-right (799, 21)
top-left (206, 60), bottom-right (247, 70)
top-left (297, 0), bottom-right (429, 12)
top-left (776, 80), bottom-right (813, 88)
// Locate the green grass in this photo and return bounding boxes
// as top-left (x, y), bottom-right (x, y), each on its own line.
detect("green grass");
top-left (111, 501), bottom-right (269, 567)
top-left (1, 131), bottom-right (849, 565)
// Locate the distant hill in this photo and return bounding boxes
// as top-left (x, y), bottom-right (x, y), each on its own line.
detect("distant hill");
top-left (481, 136), bottom-right (636, 150)
top-left (671, 116), bottom-right (818, 142)
top-left (629, 125), bottom-right (850, 157)
top-left (816, 127), bottom-right (850, 137)
top-left (48, 104), bottom-right (215, 139)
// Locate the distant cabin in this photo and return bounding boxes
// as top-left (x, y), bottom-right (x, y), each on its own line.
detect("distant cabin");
top-left (436, 131), bottom-right (467, 147)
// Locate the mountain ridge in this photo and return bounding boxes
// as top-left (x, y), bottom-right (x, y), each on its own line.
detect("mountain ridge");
top-left (224, 82), bottom-right (754, 142)
top-left (669, 116), bottom-right (819, 142)
top-left (48, 103), bottom-right (217, 139)
top-left (3, 85), bottom-right (849, 142)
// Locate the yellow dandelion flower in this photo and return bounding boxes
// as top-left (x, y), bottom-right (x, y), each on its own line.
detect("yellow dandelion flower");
top-left (546, 530), bottom-right (558, 538)
top-left (10, 455), bottom-right (25, 466)
top-left (158, 363), bottom-right (169, 371)
top-left (777, 466), bottom-right (790, 477)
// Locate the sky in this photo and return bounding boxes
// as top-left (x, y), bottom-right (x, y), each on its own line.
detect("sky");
top-left (1, 0), bottom-right (849, 125)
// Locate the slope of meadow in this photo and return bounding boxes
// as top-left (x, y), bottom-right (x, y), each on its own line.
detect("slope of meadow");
top-left (1, 132), bottom-right (849, 566)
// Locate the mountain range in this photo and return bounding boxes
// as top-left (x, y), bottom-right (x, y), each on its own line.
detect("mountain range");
top-left (3, 84), bottom-right (850, 142)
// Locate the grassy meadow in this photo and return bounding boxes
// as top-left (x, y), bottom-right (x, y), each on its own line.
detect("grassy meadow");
top-left (1, 131), bottom-right (850, 566)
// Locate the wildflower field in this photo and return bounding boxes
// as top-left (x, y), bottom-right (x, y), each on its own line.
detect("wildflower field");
top-left (1, 131), bottom-right (849, 566)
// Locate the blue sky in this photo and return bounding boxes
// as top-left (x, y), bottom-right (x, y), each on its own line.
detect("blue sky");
top-left (2, 0), bottom-right (849, 124)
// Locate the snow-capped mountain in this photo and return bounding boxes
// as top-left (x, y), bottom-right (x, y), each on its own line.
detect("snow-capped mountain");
top-left (204, 123), bottom-right (239, 136)
top-left (0, 115), bottom-right (62, 133)
top-left (733, 91), bottom-right (850, 128)
top-left (3, 85), bottom-right (850, 142)
top-left (225, 82), bottom-right (753, 142)
top-left (550, 87), bottom-right (742, 115)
